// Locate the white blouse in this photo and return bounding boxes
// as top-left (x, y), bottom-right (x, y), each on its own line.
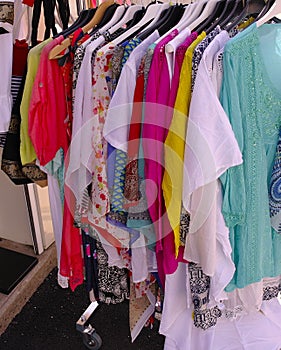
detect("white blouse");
top-left (182, 31), bottom-right (239, 302)
top-left (103, 30), bottom-right (160, 152)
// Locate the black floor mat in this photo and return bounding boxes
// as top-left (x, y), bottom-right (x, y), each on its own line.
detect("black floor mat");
top-left (0, 247), bottom-right (38, 294)
top-left (1, 269), bottom-right (165, 350)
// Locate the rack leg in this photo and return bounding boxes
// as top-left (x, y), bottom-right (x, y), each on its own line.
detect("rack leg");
top-left (76, 301), bottom-right (102, 349)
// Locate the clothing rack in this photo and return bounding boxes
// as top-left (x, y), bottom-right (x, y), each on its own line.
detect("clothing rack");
top-left (2, 0), bottom-right (281, 349)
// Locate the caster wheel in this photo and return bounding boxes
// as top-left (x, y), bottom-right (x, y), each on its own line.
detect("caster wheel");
top-left (83, 331), bottom-right (102, 350)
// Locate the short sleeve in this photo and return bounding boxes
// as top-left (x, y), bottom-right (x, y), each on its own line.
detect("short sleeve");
top-left (182, 46), bottom-right (243, 213)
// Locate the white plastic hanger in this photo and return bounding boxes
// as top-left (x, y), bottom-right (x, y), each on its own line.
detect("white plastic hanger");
top-left (98, 4), bottom-right (127, 33)
top-left (108, 4), bottom-right (143, 34)
top-left (177, 1), bottom-right (208, 31)
top-left (137, 2), bottom-right (170, 35)
top-left (188, 0), bottom-right (219, 31)
top-left (256, 0), bottom-right (281, 26)
top-left (110, 3), bottom-right (164, 45)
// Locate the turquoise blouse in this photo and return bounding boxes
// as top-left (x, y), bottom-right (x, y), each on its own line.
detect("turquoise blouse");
top-left (220, 23), bottom-right (281, 292)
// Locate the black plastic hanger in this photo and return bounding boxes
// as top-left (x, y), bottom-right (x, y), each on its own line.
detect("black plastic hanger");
top-left (223, 0), bottom-right (247, 31)
top-left (255, 0), bottom-right (274, 20)
top-left (157, 4), bottom-right (185, 36)
top-left (205, 0), bottom-right (228, 35)
top-left (125, 8), bottom-right (147, 30)
top-left (108, 3), bottom-right (164, 46)
top-left (88, 3), bottom-right (120, 36)
top-left (137, 4), bottom-right (184, 40)
top-left (139, 5), bottom-right (177, 40)
top-left (113, 3), bottom-right (162, 44)
top-left (225, 0), bottom-right (265, 31)
top-left (64, 4), bottom-right (120, 39)
top-left (66, 9), bottom-right (95, 33)
top-left (94, 3), bottom-right (119, 29)
top-left (54, 8), bottom-right (96, 38)
top-left (97, 7), bottom-right (146, 39)
top-left (247, 0), bottom-right (266, 16)
top-left (137, 6), bottom-right (170, 40)
top-left (147, 0), bottom-right (164, 7)
top-left (205, 0), bottom-right (232, 34)
top-left (195, 0), bottom-right (227, 34)
top-left (218, 0), bottom-right (240, 27)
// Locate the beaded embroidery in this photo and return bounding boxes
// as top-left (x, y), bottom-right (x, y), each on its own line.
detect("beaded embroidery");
top-left (220, 24), bottom-right (281, 291)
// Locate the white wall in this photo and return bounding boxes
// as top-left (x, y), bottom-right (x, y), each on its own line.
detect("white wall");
top-left (0, 163), bottom-right (33, 246)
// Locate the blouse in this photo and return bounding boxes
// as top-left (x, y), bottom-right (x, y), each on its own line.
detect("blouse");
top-left (28, 36), bottom-right (69, 166)
top-left (220, 23), bottom-right (281, 291)
top-left (20, 38), bottom-right (51, 165)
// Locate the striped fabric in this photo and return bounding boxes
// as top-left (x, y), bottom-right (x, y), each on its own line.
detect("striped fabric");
top-left (11, 75), bottom-right (22, 106)
top-left (0, 133), bottom-right (6, 148)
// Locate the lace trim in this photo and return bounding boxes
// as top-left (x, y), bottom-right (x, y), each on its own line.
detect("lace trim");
top-left (222, 280), bottom-right (281, 320)
top-left (216, 51), bottom-right (223, 74)
top-left (57, 272), bottom-right (69, 289)
top-left (127, 210), bottom-right (151, 222)
top-left (223, 305), bottom-right (245, 320)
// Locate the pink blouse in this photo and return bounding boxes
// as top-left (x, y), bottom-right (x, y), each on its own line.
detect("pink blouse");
top-left (142, 30), bottom-right (187, 285)
top-left (28, 36), bottom-right (69, 166)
